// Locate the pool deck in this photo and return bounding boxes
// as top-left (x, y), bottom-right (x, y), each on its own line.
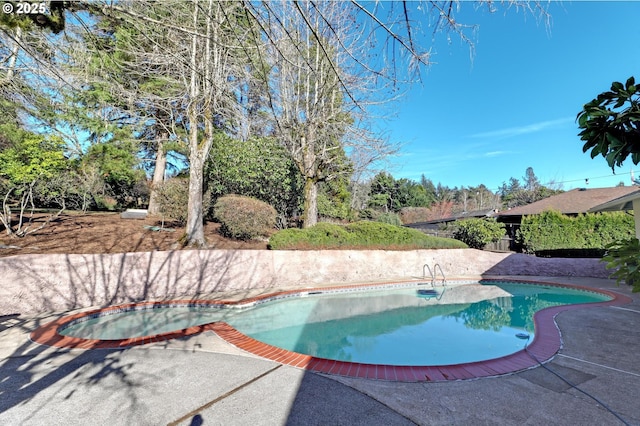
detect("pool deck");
top-left (1, 275), bottom-right (639, 425)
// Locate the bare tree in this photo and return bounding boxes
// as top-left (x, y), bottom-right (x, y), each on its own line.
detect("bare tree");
top-left (244, 1), bottom-right (551, 227)
top-left (181, 0), bottom-right (244, 245)
top-left (247, 1), bottom-right (402, 227)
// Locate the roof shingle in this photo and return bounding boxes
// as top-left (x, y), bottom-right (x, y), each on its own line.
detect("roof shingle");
top-left (497, 186), bottom-right (640, 217)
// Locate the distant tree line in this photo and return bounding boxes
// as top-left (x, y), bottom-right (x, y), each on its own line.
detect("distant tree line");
top-left (359, 166), bottom-right (563, 225)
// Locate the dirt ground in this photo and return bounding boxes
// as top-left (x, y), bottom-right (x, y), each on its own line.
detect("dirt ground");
top-left (0, 212), bottom-right (267, 257)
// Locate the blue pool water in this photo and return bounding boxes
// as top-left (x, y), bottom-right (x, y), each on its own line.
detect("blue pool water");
top-left (59, 282), bottom-right (609, 365)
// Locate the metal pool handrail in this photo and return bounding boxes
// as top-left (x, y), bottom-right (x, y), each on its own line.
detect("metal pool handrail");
top-left (422, 263), bottom-right (446, 287)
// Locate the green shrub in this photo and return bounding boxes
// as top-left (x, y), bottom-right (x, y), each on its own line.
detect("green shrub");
top-left (298, 222), bottom-right (355, 246)
top-left (375, 212), bottom-right (402, 226)
top-left (357, 208), bottom-right (377, 220)
top-left (268, 221), bottom-right (467, 250)
top-left (156, 178), bottom-right (211, 225)
top-left (344, 221), bottom-right (413, 245)
top-left (603, 238), bottom-right (640, 292)
top-left (213, 195), bottom-right (276, 240)
top-left (207, 135), bottom-right (303, 222)
top-left (317, 179), bottom-right (353, 220)
top-left (518, 210), bottom-right (634, 254)
top-left (452, 218), bottom-right (505, 250)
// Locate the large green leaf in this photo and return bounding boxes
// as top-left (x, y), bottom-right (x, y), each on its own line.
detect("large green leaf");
top-left (626, 76), bottom-right (636, 90)
top-left (577, 112), bottom-right (588, 128)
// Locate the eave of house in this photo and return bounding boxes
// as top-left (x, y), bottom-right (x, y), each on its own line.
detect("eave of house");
top-left (588, 188), bottom-right (640, 212)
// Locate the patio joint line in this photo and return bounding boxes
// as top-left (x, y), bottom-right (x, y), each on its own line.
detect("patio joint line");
top-left (166, 364), bottom-right (282, 426)
top-left (557, 354), bottom-right (640, 378)
top-left (610, 306), bottom-right (640, 314)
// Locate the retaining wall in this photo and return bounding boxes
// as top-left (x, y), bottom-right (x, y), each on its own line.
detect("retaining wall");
top-left (0, 249), bottom-right (610, 315)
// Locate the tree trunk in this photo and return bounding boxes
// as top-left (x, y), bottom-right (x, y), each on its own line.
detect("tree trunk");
top-left (5, 27), bottom-right (21, 83)
top-left (302, 177), bottom-right (318, 228)
top-left (147, 136), bottom-right (167, 215)
top-left (182, 1), bottom-right (207, 247)
top-left (184, 150), bottom-right (206, 246)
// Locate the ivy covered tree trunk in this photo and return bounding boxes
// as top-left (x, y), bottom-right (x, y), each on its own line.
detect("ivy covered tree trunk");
top-left (302, 177), bottom-right (318, 228)
top-left (300, 132), bottom-right (319, 228)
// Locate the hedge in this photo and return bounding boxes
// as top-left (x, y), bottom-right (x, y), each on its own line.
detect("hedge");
top-left (517, 210), bottom-right (634, 255)
top-left (268, 221), bottom-right (468, 250)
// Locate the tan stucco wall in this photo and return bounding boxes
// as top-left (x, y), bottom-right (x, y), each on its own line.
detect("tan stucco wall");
top-left (0, 249), bottom-right (610, 315)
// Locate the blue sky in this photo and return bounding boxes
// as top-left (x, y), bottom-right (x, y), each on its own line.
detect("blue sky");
top-left (382, 1), bottom-right (640, 192)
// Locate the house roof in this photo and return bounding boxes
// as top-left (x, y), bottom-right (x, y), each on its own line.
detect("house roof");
top-left (405, 209), bottom-right (497, 227)
top-left (589, 188), bottom-right (640, 212)
top-left (497, 186), bottom-right (640, 217)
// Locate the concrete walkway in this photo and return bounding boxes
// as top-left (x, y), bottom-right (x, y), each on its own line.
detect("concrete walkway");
top-left (1, 276), bottom-right (639, 426)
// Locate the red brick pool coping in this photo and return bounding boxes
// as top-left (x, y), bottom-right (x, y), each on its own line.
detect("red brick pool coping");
top-left (30, 279), bottom-right (632, 382)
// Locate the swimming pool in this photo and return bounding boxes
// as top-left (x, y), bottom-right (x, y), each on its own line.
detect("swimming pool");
top-left (31, 279), bottom-right (625, 381)
top-left (218, 282), bottom-right (608, 365)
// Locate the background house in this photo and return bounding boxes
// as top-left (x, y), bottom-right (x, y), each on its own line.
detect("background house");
top-left (403, 187), bottom-right (640, 252)
top-left (404, 208), bottom-right (498, 237)
top-left (496, 186), bottom-right (640, 251)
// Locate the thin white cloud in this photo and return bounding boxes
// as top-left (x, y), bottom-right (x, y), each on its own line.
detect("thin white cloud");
top-left (483, 150), bottom-right (507, 158)
top-left (462, 149), bottom-right (510, 160)
top-left (470, 117), bottom-right (573, 140)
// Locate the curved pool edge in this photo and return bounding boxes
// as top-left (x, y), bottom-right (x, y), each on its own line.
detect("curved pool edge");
top-left (29, 279), bottom-right (633, 382)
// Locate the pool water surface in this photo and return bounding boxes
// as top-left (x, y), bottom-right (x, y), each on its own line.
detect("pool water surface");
top-left (56, 281), bottom-right (610, 366)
